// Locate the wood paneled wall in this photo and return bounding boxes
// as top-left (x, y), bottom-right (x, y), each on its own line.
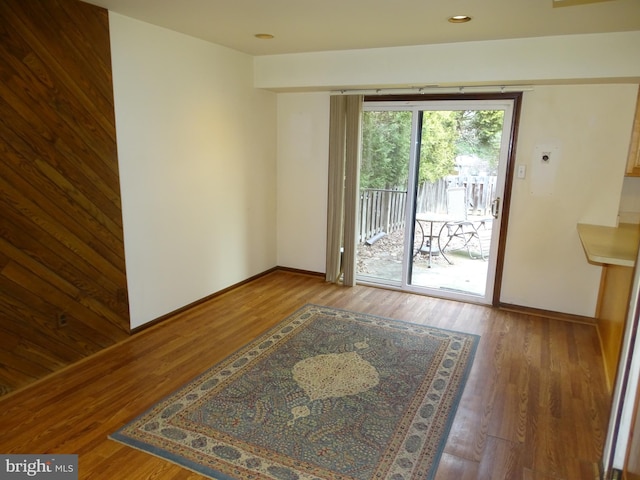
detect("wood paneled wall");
top-left (0, 0), bottom-right (130, 396)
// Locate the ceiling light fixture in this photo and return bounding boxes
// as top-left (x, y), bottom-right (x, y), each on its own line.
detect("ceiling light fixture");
top-left (254, 33), bottom-right (274, 40)
top-left (448, 15), bottom-right (472, 23)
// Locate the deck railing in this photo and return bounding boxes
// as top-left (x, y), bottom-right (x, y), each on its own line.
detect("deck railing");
top-left (359, 176), bottom-right (496, 243)
top-left (358, 188), bottom-right (407, 243)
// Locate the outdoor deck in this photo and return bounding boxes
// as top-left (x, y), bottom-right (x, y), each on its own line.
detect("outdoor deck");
top-left (357, 219), bottom-right (491, 296)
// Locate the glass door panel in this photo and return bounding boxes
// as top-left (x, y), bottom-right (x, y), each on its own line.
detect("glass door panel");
top-left (356, 98), bottom-right (515, 305)
top-left (410, 107), bottom-right (506, 299)
top-left (356, 109), bottom-right (412, 286)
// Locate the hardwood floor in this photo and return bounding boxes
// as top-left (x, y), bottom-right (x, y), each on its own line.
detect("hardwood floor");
top-left (0, 270), bottom-right (610, 479)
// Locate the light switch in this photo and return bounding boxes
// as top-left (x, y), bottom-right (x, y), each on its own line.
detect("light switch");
top-left (517, 165), bottom-right (526, 179)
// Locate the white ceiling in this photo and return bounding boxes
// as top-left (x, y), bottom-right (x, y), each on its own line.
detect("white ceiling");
top-left (83, 0), bottom-right (640, 56)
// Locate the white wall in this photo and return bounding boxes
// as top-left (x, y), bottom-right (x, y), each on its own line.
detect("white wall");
top-left (276, 86), bottom-right (636, 316)
top-left (501, 84), bottom-right (637, 315)
top-left (256, 32), bottom-right (640, 91)
top-left (109, 13), bottom-right (277, 328)
top-left (277, 93), bottom-right (330, 272)
top-left (620, 177), bottom-right (640, 223)
top-left (271, 30), bottom-right (640, 317)
top-left (107, 15), bottom-right (639, 323)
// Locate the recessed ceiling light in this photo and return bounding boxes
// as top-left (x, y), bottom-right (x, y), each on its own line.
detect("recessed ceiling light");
top-left (254, 33), bottom-right (274, 40)
top-left (448, 15), bottom-right (472, 23)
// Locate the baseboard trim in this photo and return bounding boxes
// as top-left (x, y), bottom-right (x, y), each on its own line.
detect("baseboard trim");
top-left (498, 302), bottom-right (597, 325)
top-left (130, 267), bottom-right (283, 334)
top-left (131, 271), bottom-right (596, 334)
top-left (130, 267), bottom-right (327, 334)
top-left (274, 266), bottom-right (325, 278)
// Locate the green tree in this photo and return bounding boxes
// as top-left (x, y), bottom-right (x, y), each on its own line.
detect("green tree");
top-left (360, 108), bottom-right (505, 188)
top-left (360, 110), bottom-right (412, 189)
top-left (454, 110), bottom-right (504, 174)
top-left (418, 111), bottom-right (458, 183)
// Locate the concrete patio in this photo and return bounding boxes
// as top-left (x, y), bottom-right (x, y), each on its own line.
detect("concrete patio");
top-left (356, 223), bottom-right (491, 296)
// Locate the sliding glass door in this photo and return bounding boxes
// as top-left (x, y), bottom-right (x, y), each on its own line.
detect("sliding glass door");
top-left (356, 97), bottom-right (516, 304)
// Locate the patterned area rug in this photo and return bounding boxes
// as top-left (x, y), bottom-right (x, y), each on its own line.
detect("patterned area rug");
top-left (110, 304), bottom-right (479, 480)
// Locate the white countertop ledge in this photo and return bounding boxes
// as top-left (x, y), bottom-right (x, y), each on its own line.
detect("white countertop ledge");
top-left (577, 223), bottom-right (640, 267)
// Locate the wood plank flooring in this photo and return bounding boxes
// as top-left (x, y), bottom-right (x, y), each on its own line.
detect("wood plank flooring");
top-left (0, 271), bottom-right (610, 479)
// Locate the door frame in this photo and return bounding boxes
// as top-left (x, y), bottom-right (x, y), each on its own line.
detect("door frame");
top-left (361, 93), bottom-right (523, 306)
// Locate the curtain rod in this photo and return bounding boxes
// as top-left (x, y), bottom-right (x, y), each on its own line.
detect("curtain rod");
top-left (331, 85), bottom-right (534, 95)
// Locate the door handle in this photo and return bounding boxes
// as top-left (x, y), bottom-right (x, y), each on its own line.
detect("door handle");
top-left (491, 197), bottom-right (501, 219)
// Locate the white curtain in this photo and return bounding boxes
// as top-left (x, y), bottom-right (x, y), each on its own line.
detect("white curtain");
top-left (325, 95), bottom-right (363, 285)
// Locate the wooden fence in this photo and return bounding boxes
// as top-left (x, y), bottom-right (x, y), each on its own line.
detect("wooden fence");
top-left (415, 175), bottom-right (497, 216)
top-left (358, 188), bottom-right (407, 243)
top-left (358, 176), bottom-right (496, 243)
